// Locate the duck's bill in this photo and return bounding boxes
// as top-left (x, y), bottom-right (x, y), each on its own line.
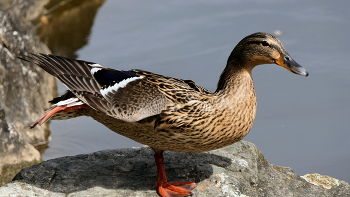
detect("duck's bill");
top-left (275, 53), bottom-right (309, 77)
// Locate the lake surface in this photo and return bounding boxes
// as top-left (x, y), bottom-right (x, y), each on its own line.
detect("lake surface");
top-left (41, 0), bottom-right (350, 183)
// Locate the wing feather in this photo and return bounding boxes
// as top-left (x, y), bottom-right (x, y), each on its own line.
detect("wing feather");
top-left (23, 54), bottom-right (213, 122)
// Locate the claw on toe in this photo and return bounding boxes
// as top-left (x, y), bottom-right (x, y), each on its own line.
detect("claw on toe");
top-left (157, 182), bottom-right (197, 197)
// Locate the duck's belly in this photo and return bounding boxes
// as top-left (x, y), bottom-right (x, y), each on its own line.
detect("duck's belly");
top-left (89, 109), bottom-right (254, 152)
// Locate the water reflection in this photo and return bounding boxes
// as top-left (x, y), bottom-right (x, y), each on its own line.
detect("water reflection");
top-left (33, 0), bottom-right (106, 58)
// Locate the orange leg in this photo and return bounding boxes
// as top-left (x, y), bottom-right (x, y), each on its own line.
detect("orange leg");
top-left (30, 104), bottom-right (89, 128)
top-left (154, 151), bottom-right (197, 197)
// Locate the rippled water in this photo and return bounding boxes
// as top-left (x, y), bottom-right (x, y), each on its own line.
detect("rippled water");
top-left (41, 0), bottom-right (350, 183)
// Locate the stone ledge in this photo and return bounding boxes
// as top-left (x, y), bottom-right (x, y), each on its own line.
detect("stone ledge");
top-left (1, 141), bottom-right (349, 197)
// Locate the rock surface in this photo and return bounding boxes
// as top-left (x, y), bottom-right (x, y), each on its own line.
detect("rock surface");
top-left (0, 0), bottom-right (54, 148)
top-left (0, 108), bottom-right (41, 186)
top-left (0, 0), bottom-right (56, 185)
top-left (1, 141), bottom-right (349, 197)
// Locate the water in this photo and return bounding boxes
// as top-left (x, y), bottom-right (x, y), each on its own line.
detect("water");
top-left (41, 0), bottom-right (350, 183)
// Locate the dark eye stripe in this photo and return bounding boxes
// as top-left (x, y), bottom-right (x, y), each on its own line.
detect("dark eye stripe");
top-left (247, 41), bottom-right (278, 51)
top-left (248, 40), bottom-right (270, 46)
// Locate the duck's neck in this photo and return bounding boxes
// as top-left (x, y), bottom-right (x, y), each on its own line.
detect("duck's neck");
top-left (211, 62), bottom-right (257, 145)
top-left (215, 63), bottom-right (254, 96)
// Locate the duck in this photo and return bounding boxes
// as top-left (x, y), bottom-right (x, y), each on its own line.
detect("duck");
top-left (22, 32), bottom-right (308, 197)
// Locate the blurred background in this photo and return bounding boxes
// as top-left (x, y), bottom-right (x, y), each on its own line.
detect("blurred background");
top-left (35, 0), bottom-right (350, 183)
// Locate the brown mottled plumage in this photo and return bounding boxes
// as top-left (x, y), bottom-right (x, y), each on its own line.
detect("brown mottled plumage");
top-left (22, 32), bottom-right (308, 197)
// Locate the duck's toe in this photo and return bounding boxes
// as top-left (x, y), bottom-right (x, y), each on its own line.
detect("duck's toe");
top-left (157, 182), bottom-right (197, 197)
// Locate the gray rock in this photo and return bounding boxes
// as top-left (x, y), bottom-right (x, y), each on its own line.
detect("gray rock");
top-left (0, 0), bottom-right (54, 146)
top-left (1, 141), bottom-right (349, 197)
top-left (0, 0), bottom-right (48, 21)
top-left (0, 0), bottom-right (56, 185)
top-left (0, 108), bottom-right (41, 186)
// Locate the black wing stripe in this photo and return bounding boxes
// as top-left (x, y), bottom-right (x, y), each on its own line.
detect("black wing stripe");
top-left (49, 90), bottom-right (76, 104)
top-left (93, 69), bottom-right (138, 88)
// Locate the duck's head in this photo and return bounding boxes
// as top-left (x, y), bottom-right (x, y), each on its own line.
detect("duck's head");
top-left (228, 32), bottom-right (308, 77)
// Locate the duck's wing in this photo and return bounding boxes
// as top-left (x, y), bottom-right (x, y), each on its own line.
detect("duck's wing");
top-left (22, 54), bottom-right (211, 122)
top-left (132, 70), bottom-right (211, 103)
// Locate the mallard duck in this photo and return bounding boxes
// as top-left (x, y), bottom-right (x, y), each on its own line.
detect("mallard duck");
top-left (23, 32), bottom-right (308, 197)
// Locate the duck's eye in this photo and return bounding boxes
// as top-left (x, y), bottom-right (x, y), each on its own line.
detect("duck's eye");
top-left (261, 41), bottom-right (270, 46)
